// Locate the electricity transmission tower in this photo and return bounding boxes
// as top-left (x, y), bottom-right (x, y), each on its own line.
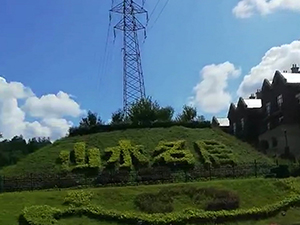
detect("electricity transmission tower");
top-left (110, 0), bottom-right (147, 116)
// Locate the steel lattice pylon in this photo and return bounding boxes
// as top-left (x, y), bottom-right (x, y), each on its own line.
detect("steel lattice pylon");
top-left (110, 0), bottom-right (147, 116)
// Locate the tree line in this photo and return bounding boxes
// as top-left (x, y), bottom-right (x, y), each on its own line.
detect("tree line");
top-left (71, 97), bottom-right (207, 132)
top-left (0, 136), bottom-right (51, 169)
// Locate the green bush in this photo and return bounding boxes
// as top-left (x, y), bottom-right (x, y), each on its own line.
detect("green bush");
top-left (19, 195), bottom-right (300, 225)
top-left (19, 205), bottom-right (60, 225)
top-left (131, 144), bottom-right (149, 167)
top-left (105, 140), bottom-right (148, 170)
top-left (72, 164), bottom-right (90, 172)
top-left (205, 189), bottom-right (239, 211)
top-left (134, 192), bottom-right (173, 214)
top-left (153, 140), bottom-right (195, 168)
top-left (59, 150), bottom-right (70, 170)
top-left (63, 190), bottom-right (93, 207)
top-left (194, 140), bottom-right (236, 168)
top-left (270, 165), bottom-right (290, 178)
top-left (87, 147), bottom-right (101, 168)
top-left (105, 145), bottom-right (121, 168)
top-left (134, 186), bottom-right (239, 214)
top-left (73, 142), bottom-right (86, 165)
top-left (68, 120), bottom-right (211, 137)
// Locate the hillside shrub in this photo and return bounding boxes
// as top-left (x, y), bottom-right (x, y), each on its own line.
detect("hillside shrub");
top-left (153, 140), bottom-right (195, 168)
top-left (19, 205), bottom-right (60, 225)
top-left (59, 150), bottom-right (70, 170)
top-left (63, 190), bottom-right (93, 207)
top-left (270, 165), bottom-right (290, 178)
top-left (68, 120), bottom-right (211, 137)
top-left (134, 192), bottom-right (173, 214)
top-left (205, 189), bottom-right (240, 211)
top-left (73, 142), bottom-right (86, 165)
top-left (105, 140), bottom-right (148, 170)
top-left (105, 145), bottom-right (121, 168)
top-left (87, 147), bottom-right (101, 168)
top-left (194, 140), bottom-right (236, 168)
top-left (130, 145), bottom-right (149, 168)
top-left (137, 166), bottom-right (172, 183)
top-left (95, 170), bottom-right (131, 185)
top-left (19, 195), bottom-right (300, 225)
top-left (134, 186), bottom-right (239, 214)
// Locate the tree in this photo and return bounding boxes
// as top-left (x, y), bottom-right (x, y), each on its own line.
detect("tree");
top-left (196, 115), bottom-right (206, 122)
top-left (111, 109), bottom-right (126, 125)
top-left (128, 97), bottom-right (160, 125)
top-left (176, 105), bottom-right (197, 122)
top-left (156, 106), bottom-right (174, 122)
top-left (27, 137), bottom-right (51, 154)
top-left (79, 111), bottom-right (103, 128)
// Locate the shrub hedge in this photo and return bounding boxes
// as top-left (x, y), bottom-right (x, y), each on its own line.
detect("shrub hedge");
top-left (19, 195), bottom-right (300, 225)
top-left (59, 150), bottom-right (70, 170)
top-left (87, 148), bottom-right (101, 168)
top-left (73, 142), bottom-right (86, 165)
top-left (68, 121), bottom-right (211, 137)
top-left (63, 190), bottom-right (93, 207)
top-left (105, 145), bottom-right (121, 168)
top-left (153, 140), bottom-right (195, 168)
top-left (104, 140), bottom-right (148, 170)
top-left (134, 186), bottom-right (239, 214)
top-left (194, 140), bottom-right (236, 168)
top-left (134, 192), bottom-right (174, 214)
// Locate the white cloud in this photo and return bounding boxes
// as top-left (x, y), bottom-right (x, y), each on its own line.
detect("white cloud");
top-left (0, 77), bottom-right (34, 100)
top-left (42, 118), bottom-right (73, 140)
top-left (23, 91), bottom-right (85, 118)
top-left (0, 77), bottom-right (85, 141)
top-left (189, 62), bottom-right (241, 114)
top-left (237, 40), bottom-right (300, 97)
top-left (233, 0), bottom-right (300, 18)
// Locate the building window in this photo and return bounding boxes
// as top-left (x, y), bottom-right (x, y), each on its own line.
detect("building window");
top-left (241, 118), bottom-right (245, 130)
top-left (233, 123), bottom-right (236, 135)
top-left (266, 102), bottom-right (271, 116)
top-left (277, 95), bottom-right (283, 108)
top-left (267, 122), bottom-right (271, 130)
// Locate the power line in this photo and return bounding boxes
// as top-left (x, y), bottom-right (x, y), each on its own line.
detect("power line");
top-left (97, 12), bottom-right (112, 92)
top-left (148, 0), bottom-right (161, 23)
top-left (148, 0), bottom-right (170, 31)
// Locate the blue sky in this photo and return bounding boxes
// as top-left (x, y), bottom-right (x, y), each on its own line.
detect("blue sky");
top-left (1, 0), bottom-right (300, 140)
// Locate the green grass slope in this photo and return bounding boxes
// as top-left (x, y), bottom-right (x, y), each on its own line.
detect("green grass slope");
top-left (0, 126), bottom-right (273, 177)
top-left (0, 178), bottom-right (298, 225)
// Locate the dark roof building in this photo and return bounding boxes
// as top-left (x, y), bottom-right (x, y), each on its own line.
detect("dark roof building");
top-left (215, 64), bottom-right (300, 157)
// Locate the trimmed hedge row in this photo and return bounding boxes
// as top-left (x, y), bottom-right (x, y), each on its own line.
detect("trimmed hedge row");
top-left (68, 121), bottom-right (211, 137)
top-left (153, 140), bottom-right (195, 167)
top-left (59, 151), bottom-right (70, 170)
top-left (64, 190), bottom-right (93, 207)
top-left (134, 186), bottom-right (240, 214)
top-left (73, 142), bottom-right (86, 165)
top-left (19, 195), bottom-right (300, 225)
top-left (104, 140), bottom-right (149, 170)
top-left (60, 143), bottom-right (102, 171)
top-left (194, 140), bottom-right (236, 168)
top-left (87, 148), bottom-right (101, 168)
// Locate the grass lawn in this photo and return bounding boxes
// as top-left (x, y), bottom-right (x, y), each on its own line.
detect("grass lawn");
top-left (0, 178), bottom-right (298, 225)
top-left (0, 127), bottom-right (273, 177)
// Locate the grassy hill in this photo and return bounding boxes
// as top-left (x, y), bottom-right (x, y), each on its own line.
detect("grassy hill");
top-left (1, 178), bottom-right (300, 224)
top-left (0, 126), bottom-right (273, 177)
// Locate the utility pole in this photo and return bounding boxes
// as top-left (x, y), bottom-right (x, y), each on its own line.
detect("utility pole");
top-left (110, 0), bottom-right (147, 116)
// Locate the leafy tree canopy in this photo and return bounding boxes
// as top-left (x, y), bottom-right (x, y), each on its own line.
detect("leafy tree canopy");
top-left (79, 111), bottom-right (103, 128)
